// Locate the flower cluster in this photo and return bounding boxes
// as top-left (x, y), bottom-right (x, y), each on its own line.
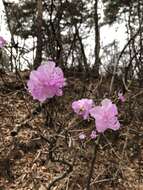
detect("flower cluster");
top-left (72, 99), bottom-right (94, 120)
top-left (27, 61), bottom-right (66, 102)
top-left (72, 98), bottom-right (120, 138)
top-left (0, 36), bottom-right (6, 48)
top-left (90, 99), bottom-right (120, 133)
top-left (27, 62), bottom-right (121, 140)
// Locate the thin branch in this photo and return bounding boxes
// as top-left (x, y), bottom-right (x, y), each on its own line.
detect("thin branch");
top-left (86, 135), bottom-right (100, 190)
top-left (47, 127), bottom-right (73, 190)
top-left (109, 27), bottom-right (142, 94)
top-left (47, 158), bottom-right (73, 190)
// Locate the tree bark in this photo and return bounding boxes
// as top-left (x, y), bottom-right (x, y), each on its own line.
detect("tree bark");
top-left (75, 25), bottom-right (89, 72)
top-left (93, 0), bottom-right (100, 76)
top-left (34, 0), bottom-right (43, 69)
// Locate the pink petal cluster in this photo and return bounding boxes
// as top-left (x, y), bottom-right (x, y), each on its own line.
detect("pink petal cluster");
top-left (0, 36), bottom-right (6, 48)
top-left (72, 99), bottom-right (94, 120)
top-left (27, 61), bottom-right (66, 102)
top-left (118, 92), bottom-right (125, 102)
top-left (90, 99), bottom-right (120, 133)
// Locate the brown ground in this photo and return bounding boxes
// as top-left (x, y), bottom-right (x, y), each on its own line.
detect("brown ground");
top-left (0, 71), bottom-right (143, 190)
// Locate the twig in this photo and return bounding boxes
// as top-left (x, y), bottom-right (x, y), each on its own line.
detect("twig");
top-left (132, 90), bottom-right (143, 98)
top-left (14, 68), bottom-right (31, 114)
top-left (47, 127), bottom-right (73, 190)
top-left (93, 177), bottom-right (115, 184)
top-left (11, 103), bottom-right (42, 136)
top-left (86, 135), bottom-right (100, 190)
top-left (109, 27), bottom-right (142, 95)
top-left (47, 159), bottom-right (73, 190)
top-left (121, 126), bottom-right (129, 158)
top-left (103, 134), bottom-right (121, 160)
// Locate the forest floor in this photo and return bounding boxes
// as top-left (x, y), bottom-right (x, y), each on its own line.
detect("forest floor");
top-left (0, 71), bottom-right (143, 190)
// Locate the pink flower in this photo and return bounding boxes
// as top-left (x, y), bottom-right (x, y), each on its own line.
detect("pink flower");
top-left (90, 130), bottom-right (97, 139)
top-left (72, 99), bottom-right (94, 120)
top-left (27, 61), bottom-right (66, 102)
top-left (118, 92), bottom-right (125, 102)
top-left (0, 36), bottom-right (6, 48)
top-left (79, 133), bottom-right (86, 140)
top-left (90, 99), bottom-right (120, 133)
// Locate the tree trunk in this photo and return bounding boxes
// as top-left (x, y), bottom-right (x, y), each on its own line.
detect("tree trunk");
top-left (137, 0), bottom-right (143, 86)
top-left (34, 0), bottom-right (43, 69)
top-left (93, 0), bottom-right (100, 76)
top-left (75, 25), bottom-right (89, 72)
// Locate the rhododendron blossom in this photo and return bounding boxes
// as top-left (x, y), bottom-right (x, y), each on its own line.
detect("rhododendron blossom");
top-left (90, 99), bottom-right (120, 133)
top-left (27, 61), bottom-right (66, 102)
top-left (118, 92), bottom-right (125, 102)
top-left (72, 99), bottom-right (94, 120)
top-left (0, 36), bottom-right (6, 48)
